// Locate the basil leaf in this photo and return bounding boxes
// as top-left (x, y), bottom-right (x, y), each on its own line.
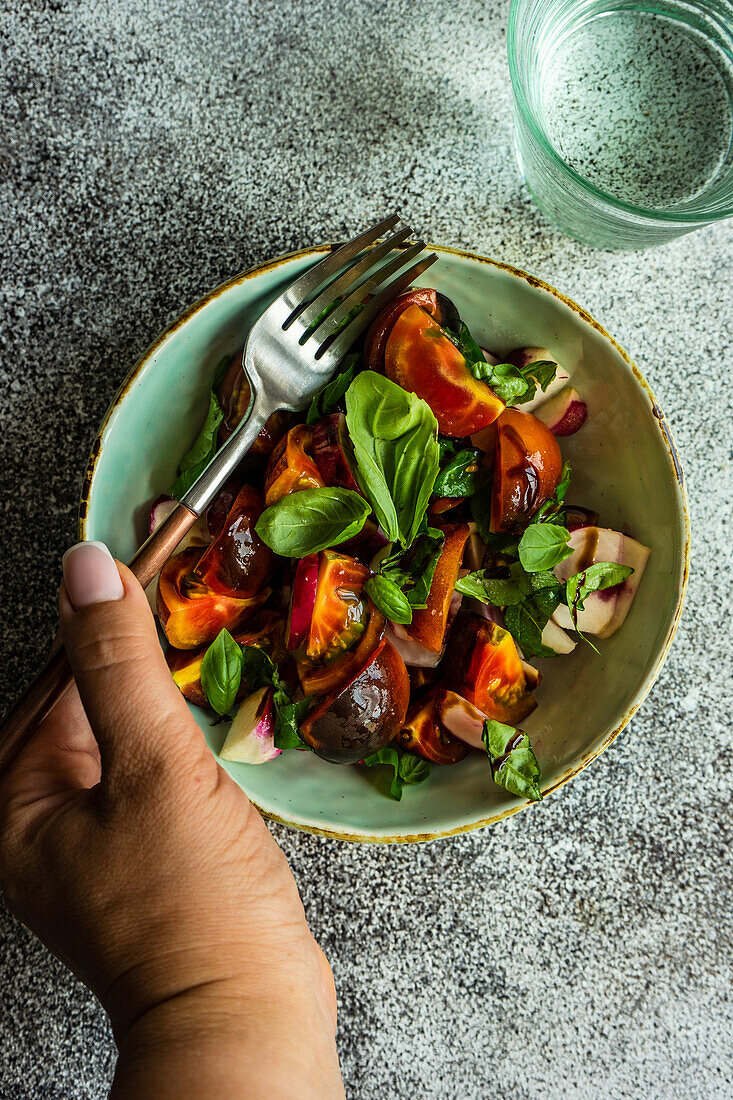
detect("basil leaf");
top-left (518, 523), bottom-right (572, 572)
top-left (473, 361), bottom-right (530, 405)
top-left (362, 747), bottom-right (432, 801)
top-left (434, 448), bottom-right (484, 498)
top-left (401, 526), bottom-right (445, 608)
top-left (532, 461), bottom-right (572, 524)
top-left (398, 753), bottom-right (432, 787)
top-left (345, 371), bottom-right (440, 548)
top-left (503, 601), bottom-right (557, 659)
top-left (365, 575), bottom-right (413, 625)
top-left (256, 487), bottom-right (370, 557)
top-left (305, 354), bottom-right (360, 426)
top-left (482, 719), bottom-right (542, 802)
top-left (171, 388), bottom-right (224, 499)
top-left (454, 572), bottom-right (524, 606)
top-left (514, 360), bottom-right (558, 406)
top-left (274, 696), bottom-right (311, 750)
top-left (200, 629), bottom-right (243, 715)
top-left (566, 561), bottom-right (634, 629)
top-left (240, 645), bottom-right (279, 692)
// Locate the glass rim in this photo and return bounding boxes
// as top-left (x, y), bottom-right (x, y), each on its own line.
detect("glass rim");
top-left (507, 0), bottom-right (733, 224)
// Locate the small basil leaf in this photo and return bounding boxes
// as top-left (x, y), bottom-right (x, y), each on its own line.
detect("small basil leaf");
top-left (401, 526), bottom-right (445, 609)
top-left (514, 360), bottom-right (558, 406)
top-left (518, 523), bottom-right (572, 572)
top-left (362, 746), bottom-right (404, 800)
top-left (454, 572), bottom-right (524, 606)
top-left (346, 371), bottom-right (440, 548)
top-left (566, 561), bottom-right (634, 636)
top-left (274, 696), bottom-right (311, 750)
top-left (469, 493), bottom-right (520, 558)
top-left (240, 645), bottom-right (279, 692)
top-left (200, 629), bottom-right (243, 716)
top-left (398, 753), bottom-right (432, 787)
top-left (434, 448), bottom-right (484, 498)
top-left (503, 602), bottom-right (557, 659)
top-left (482, 719), bottom-right (542, 802)
top-left (305, 354), bottom-right (360, 425)
top-left (256, 487), bottom-right (370, 557)
top-left (171, 388), bottom-right (224, 499)
top-left (365, 575), bottom-right (413, 625)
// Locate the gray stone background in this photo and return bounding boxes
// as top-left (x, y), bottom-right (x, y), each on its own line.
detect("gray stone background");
top-left (1, 1), bottom-right (732, 1097)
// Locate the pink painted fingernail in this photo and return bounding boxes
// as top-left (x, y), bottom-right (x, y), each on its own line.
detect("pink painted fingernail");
top-left (62, 541), bottom-right (125, 609)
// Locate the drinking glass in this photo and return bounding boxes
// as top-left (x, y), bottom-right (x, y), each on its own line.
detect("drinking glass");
top-left (508, 0), bottom-right (733, 247)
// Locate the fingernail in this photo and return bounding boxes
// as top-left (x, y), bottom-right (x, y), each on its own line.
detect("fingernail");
top-left (62, 541), bottom-right (125, 609)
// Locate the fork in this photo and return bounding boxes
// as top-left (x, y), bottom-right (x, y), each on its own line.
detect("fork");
top-left (0, 215), bottom-right (437, 772)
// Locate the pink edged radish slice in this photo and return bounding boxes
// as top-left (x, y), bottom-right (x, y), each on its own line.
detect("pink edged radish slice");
top-left (219, 686), bottom-right (279, 765)
top-left (286, 554), bottom-right (319, 650)
top-left (540, 618), bottom-right (577, 655)
top-left (145, 496), bottom-right (211, 613)
top-left (435, 689), bottom-right (488, 751)
top-left (387, 624), bottom-right (443, 668)
top-left (480, 348), bottom-right (499, 366)
top-left (552, 526), bottom-right (650, 638)
top-left (533, 387), bottom-right (587, 437)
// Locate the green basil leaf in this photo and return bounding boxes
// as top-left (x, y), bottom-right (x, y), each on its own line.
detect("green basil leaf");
top-left (305, 354), bottom-right (360, 426)
top-left (170, 388), bottom-right (224, 499)
top-left (362, 746), bottom-right (404, 800)
top-left (200, 629), bottom-right (243, 716)
top-left (566, 561), bottom-right (634, 638)
top-left (256, 487), bottom-right (370, 557)
top-left (482, 719), bottom-right (542, 802)
top-left (365, 575), bottom-right (413, 625)
top-left (362, 747), bottom-right (432, 801)
top-left (400, 526), bottom-right (445, 609)
top-left (434, 448), bottom-right (484, 498)
top-left (503, 601), bottom-right (557, 659)
top-left (240, 645), bottom-right (279, 692)
top-left (514, 360), bottom-right (558, 406)
top-left (398, 753), bottom-right (432, 787)
top-left (473, 360), bottom-right (530, 405)
top-left (274, 696), bottom-right (311, 750)
top-left (518, 523), bottom-right (572, 572)
top-left (454, 572), bottom-right (524, 606)
top-left (345, 371), bottom-right (440, 548)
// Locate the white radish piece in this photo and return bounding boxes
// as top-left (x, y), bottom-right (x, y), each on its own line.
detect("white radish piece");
top-left (387, 625), bottom-right (442, 668)
top-left (436, 690), bottom-right (488, 751)
top-left (552, 527), bottom-right (650, 638)
top-left (533, 387), bottom-right (587, 437)
top-left (540, 618), bottom-right (577, 655)
top-left (219, 687), bottom-right (280, 765)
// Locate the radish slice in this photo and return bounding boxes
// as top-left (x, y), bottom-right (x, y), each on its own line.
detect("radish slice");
top-left (219, 687), bottom-right (279, 764)
top-left (534, 387), bottom-right (587, 437)
top-left (436, 690), bottom-right (488, 750)
top-left (286, 555), bottom-right (319, 650)
top-left (552, 527), bottom-right (650, 638)
top-left (480, 347), bottom-right (499, 366)
top-left (387, 625), bottom-right (442, 668)
top-left (149, 495), bottom-right (177, 533)
top-left (541, 619), bottom-right (576, 655)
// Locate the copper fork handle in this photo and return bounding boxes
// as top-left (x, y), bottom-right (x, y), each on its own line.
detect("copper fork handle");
top-left (0, 503), bottom-right (198, 777)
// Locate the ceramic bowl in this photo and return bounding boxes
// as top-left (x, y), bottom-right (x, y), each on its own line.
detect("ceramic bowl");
top-left (80, 245), bottom-right (690, 842)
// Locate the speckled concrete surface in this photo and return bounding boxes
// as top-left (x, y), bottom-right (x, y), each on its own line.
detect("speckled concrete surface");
top-left (1, 1), bottom-right (732, 1097)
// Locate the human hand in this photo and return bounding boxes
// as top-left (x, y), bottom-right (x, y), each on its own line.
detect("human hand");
top-left (0, 542), bottom-right (344, 1099)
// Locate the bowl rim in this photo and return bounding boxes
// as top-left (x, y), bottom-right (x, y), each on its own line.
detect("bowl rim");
top-left (79, 243), bottom-right (691, 843)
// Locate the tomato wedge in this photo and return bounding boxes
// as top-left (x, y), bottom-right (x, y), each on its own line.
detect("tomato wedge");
top-left (157, 548), bottom-right (269, 650)
top-left (385, 305), bottom-right (504, 436)
top-left (444, 613), bottom-right (537, 726)
top-left (363, 288), bottom-right (439, 373)
top-left (397, 690), bottom-right (471, 765)
top-left (405, 523), bottom-right (470, 654)
top-left (490, 407), bottom-right (562, 532)
top-left (194, 484), bottom-right (274, 598)
top-left (264, 424), bottom-right (324, 506)
top-left (298, 602), bottom-right (385, 698)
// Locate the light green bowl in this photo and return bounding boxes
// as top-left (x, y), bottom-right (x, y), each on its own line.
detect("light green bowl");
top-left (80, 245), bottom-right (690, 843)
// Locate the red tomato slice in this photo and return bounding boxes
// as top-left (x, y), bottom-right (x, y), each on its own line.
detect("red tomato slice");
top-left (305, 551), bottom-right (369, 663)
top-left (405, 523), bottom-right (470, 654)
top-left (264, 425), bottom-right (325, 506)
top-left (194, 485), bottom-right (274, 599)
top-left (363, 288), bottom-right (439, 373)
top-left (397, 690), bottom-right (471, 765)
top-left (385, 305), bottom-right (504, 436)
top-left (490, 408), bottom-right (562, 532)
top-left (444, 614), bottom-right (537, 726)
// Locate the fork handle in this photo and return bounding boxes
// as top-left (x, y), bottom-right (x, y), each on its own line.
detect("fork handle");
top-left (0, 503), bottom-right (198, 776)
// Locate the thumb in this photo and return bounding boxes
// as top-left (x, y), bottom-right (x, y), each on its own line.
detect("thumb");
top-left (60, 542), bottom-right (204, 795)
